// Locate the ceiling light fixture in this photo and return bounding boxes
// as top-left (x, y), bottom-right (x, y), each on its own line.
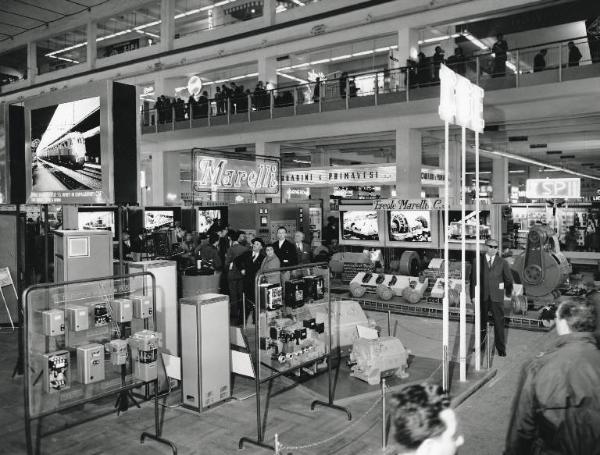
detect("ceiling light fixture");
top-left (277, 72), bottom-right (308, 84)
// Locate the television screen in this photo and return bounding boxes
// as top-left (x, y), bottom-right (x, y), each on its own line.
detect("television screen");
top-left (197, 209), bottom-right (223, 234)
top-left (145, 210), bottom-right (174, 231)
top-left (30, 97), bottom-right (101, 194)
top-left (78, 210), bottom-right (115, 237)
top-left (447, 210), bottom-right (491, 241)
top-left (388, 210), bottom-right (431, 242)
top-left (341, 211), bottom-right (379, 241)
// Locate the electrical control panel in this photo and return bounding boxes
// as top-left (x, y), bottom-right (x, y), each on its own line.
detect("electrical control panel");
top-left (132, 297), bottom-right (152, 319)
top-left (109, 339), bottom-right (129, 366)
top-left (77, 344), bottom-right (105, 384)
top-left (284, 279), bottom-right (306, 309)
top-left (259, 283), bottom-right (283, 311)
top-left (110, 299), bottom-right (133, 323)
top-left (42, 309), bottom-right (65, 336)
top-left (43, 350), bottom-right (70, 393)
top-left (129, 330), bottom-right (159, 382)
top-left (66, 305), bottom-right (89, 332)
top-left (93, 303), bottom-right (111, 327)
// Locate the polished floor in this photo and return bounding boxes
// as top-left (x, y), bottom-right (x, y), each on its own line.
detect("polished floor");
top-left (0, 312), bottom-right (547, 455)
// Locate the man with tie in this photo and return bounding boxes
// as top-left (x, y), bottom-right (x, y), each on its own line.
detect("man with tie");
top-left (272, 226), bottom-right (297, 268)
top-left (294, 231), bottom-right (312, 265)
top-left (480, 238), bottom-right (513, 357)
top-left (234, 238), bottom-right (266, 324)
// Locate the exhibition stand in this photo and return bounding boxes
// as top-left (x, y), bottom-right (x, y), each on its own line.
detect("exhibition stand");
top-left (238, 262), bottom-right (351, 452)
top-left (22, 272), bottom-right (176, 455)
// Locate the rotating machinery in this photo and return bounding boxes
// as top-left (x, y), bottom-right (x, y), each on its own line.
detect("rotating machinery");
top-left (512, 225), bottom-right (571, 298)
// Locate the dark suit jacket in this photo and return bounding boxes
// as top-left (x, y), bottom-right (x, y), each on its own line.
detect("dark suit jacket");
top-left (273, 239), bottom-right (297, 267)
top-left (480, 253), bottom-right (513, 302)
top-left (295, 241), bottom-right (312, 265)
top-left (234, 251), bottom-right (265, 302)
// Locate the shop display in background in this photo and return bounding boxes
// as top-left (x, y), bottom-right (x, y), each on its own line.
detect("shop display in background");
top-left (388, 210), bottom-right (431, 242)
top-left (447, 210), bottom-right (491, 243)
top-left (341, 210), bottom-right (379, 241)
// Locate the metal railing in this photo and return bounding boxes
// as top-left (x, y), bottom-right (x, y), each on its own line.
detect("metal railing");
top-left (141, 36), bottom-right (600, 133)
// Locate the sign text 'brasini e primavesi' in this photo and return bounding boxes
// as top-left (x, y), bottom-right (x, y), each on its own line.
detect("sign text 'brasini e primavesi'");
top-left (194, 157), bottom-right (279, 193)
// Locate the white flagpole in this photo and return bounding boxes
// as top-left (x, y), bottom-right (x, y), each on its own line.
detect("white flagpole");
top-left (475, 131), bottom-right (481, 371)
top-left (460, 126), bottom-right (467, 382)
top-left (443, 120), bottom-right (450, 392)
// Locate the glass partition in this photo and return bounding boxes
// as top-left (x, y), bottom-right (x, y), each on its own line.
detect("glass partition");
top-left (36, 26), bottom-right (87, 75)
top-left (0, 46), bottom-right (27, 86)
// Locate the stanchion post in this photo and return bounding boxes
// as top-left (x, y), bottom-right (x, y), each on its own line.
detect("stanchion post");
top-left (486, 322), bottom-right (491, 369)
top-left (381, 378), bottom-right (386, 451)
top-left (459, 126), bottom-right (467, 382)
top-left (242, 294), bottom-right (247, 330)
top-left (442, 120), bottom-right (450, 392)
top-left (387, 310), bottom-right (391, 336)
top-left (474, 131), bottom-right (481, 371)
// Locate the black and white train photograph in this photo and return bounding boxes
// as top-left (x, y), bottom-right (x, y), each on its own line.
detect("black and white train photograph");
top-left (30, 97), bottom-right (101, 193)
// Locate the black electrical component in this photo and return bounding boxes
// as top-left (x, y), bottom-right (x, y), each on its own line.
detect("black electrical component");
top-left (389, 275), bottom-right (398, 286)
top-left (294, 328), bottom-right (307, 340)
top-left (376, 274), bottom-right (386, 284)
top-left (316, 322), bottom-right (325, 334)
top-left (260, 337), bottom-right (267, 350)
top-left (303, 318), bottom-right (316, 329)
top-left (284, 279), bottom-right (306, 308)
top-left (362, 273), bottom-right (373, 283)
top-left (270, 327), bottom-right (278, 339)
top-left (303, 275), bottom-right (325, 301)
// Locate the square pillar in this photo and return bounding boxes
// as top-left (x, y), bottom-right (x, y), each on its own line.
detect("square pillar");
top-left (161, 0), bottom-right (175, 51)
top-left (397, 28), bottom-right (419, 66)
top-left (256, 141), bottom-right (280, 158)
top-left (87, 21), bottom-right (97, 69)
top-left (263, 0), bottom-right (276, 26)
top-left (492, 157), bottom-right (509, 203)
top-left (258, 56), bottom-right (277, 89)
top-left (395, 127), bottom-right (422, 198)
top-left (27, 41), bottom-right (37, 82)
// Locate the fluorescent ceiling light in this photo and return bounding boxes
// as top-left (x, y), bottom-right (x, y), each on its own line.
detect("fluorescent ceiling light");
top-left (292, 159), bottom-right (311, 164)
top-left (417, 33), bottom-right (460, 45)
top-left (310, 58), bottom-right (331, 64)
top-left (292, 0), bottom-right (305, 5)
top-left (46, 42), bottom-right (87, 56)
top-left (463, 32), bottom-right (488, 50)
top-left (509, 170), bottom-right (526, 173)
top-left (277, 72), bottom-right (308, 84)
top-left (291, 63), bottom-right (309, 68)
top-left (331, 54), bottom-right (351, 61)
top-left (135, 20), bottom-right (161, 30)
top-left (136, 30), bottom-right (160, 39)
top-left (375, 46), bottom-right (390, 52)
top-left (352, 50), bottom-right (374, 57)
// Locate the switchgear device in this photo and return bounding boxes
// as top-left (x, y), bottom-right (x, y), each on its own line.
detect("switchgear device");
top-left (259, 283), bottom-right (283, 311)
top-left (132, 297), bottom-right (152, 319)
top-left (66, 305), bottom-right (89, 332)
top-left (43, 350), bottom-right (70, 393)
top-left (361, 273), bottom-right (373, 284)
top-left (303, 275), bottom-right (324, 301)
top-left (110, 299), bottom-right (133, 323)
top-left (284, 279), bottom-right (306, 309)
top-left (42, 309), bottom-right (65, 336)
top-left (388, 275), bottom-right (398, 286)
top-left (93, 303), bottom-right (111, 327)
top-left (77, 344), bottom-right (105, 384)
top-left (109, 339), bottom-right (129, 365)
top-left (129, 330), bottom-right (159, 382)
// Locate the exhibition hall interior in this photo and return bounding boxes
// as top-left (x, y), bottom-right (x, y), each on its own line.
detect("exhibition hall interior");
top-left (1, 0), bottom-right (600, 453)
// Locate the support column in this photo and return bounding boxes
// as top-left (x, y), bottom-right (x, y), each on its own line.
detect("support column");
top-left (160, 0), bottom-right (175, 52)
top-left (86, 21), bottom-right (97, 69)
top-left (310, 148), bottom-right (330, 212)
top-left (258, 56), bottom-right (277, 89)
top-left (395, 127), bottom-right (422, 198)
top-left (397, 28), bottom-right (419, 64)
top-left (162, 151), bottom-right (182, 205)
top-left (263, 0), bottom-right (276, 27)
top-left (27, 41), bottom-right (37, 82)
top-left (256, 141), bottom-right (280, 203)
top-left (492, 157), bottom-right (509, 203)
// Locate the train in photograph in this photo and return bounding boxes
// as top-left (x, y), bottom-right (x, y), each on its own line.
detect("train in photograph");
top-left (36, 127), bottom-right (99, 169)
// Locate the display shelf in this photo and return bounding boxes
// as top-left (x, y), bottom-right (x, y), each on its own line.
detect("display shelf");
top-left (23, 273), bottom-right (176, 455)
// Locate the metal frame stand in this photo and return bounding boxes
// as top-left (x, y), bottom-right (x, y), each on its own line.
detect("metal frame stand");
top-left (23, 273), bottom-right (177, 455)
top-left (238, 262), bottom-right (351, 452)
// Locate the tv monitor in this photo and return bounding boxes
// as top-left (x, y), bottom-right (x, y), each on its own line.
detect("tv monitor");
top-left (197, 208), bottom-right (225, 234)
top-left (387, 210), bottom-right (431, 242)
top-left (145, 210), bottom-right (174, 231)
top-left (341, 210), bottom-right (379, 241)
top-left (78, 208), bottom-right (116, 239)
top-left (447, 210), bottom-right (491, 242)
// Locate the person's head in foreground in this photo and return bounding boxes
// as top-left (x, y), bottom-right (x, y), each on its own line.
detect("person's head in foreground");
top-left (555, 296), bottom-right (597, 336)
top-left (390, 384), bottom-right (463, 455)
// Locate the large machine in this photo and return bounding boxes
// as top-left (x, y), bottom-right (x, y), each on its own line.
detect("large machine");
top-left (512, 225), bottom-right (571, 298)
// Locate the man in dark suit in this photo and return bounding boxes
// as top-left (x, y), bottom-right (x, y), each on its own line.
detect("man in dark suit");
top-left (294, 231), bottom-right (312, 265)
top-left (234, 238), bottom-right (266, 324)
top-left (272, 226), bottom-right (297, 268)
top-left (480, 238), bottom-right (513, 356)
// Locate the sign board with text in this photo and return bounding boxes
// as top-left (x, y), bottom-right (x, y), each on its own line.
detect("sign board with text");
top-left (372, 198), bottom-right (445, 211)
top-left (525, 178), bottom-right (581, 199)
top-left (439, 64), bottom-right (484, 133)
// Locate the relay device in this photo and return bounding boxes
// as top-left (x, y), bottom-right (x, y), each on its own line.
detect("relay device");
top-left (66, 305), bottom-right (89, 332)
top-left (77, 344), bottom-right (105, 384)
top-left (43, 350), bottom-right (70, 393)
top-left (129, 330), bottom-right (159, 382)
top-left (110, 299), bottom-right (133, 323)
top-left (109, 339), bottom-right (129, 366)
top-left (132, 297), bottom-right (152, 319)
top-left (42, 309), bottom-right (65, 336)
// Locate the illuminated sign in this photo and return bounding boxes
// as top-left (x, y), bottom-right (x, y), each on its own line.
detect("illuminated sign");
top-left (187, 76), bottom-right (203, 97)
top-left (439, 64), bottom-right (484, 133)
top-left (193, 156), bottom-right (279, 194)
top-left (372, 199), bottom-right (445, 210)
top-left (525, 178), bottom-right (580, 199)
top-left (281, 165), bottom-right (444, 187)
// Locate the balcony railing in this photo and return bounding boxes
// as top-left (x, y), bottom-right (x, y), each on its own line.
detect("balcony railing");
top-left (141, 36), bottom-right (600, 134)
